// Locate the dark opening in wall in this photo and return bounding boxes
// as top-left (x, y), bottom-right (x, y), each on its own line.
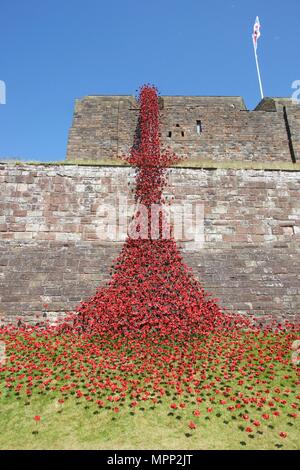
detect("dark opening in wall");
top-left (181, 131), bottom-right (185, 137)
top-left (283, 106), bottom-right (296, 163)
top-left (176, 124), bottom-right (180, 127)
top-left (196, 120), bottom-right (202, 134)
top-left (168, 131), bottom-right (172, 138)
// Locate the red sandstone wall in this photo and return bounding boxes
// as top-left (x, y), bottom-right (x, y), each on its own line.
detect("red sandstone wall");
top-left (0, 163), bottom-right (299, 324)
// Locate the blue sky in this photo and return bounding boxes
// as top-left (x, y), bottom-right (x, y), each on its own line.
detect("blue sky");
top-left (0, 0), bottom-right (299, 161)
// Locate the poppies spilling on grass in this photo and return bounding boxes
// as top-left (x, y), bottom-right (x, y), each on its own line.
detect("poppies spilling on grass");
top-left (0, 85), bottom-right (299, 449)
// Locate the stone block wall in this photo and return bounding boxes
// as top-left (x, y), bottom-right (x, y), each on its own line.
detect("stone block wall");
top-left (66, 96), bottom-right (300, 163)
top-left (0, 162), bottom-right (300, 324)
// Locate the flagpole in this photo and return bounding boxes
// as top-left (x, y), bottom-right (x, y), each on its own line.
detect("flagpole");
top-left (252, 36), bottom-right (264, 100)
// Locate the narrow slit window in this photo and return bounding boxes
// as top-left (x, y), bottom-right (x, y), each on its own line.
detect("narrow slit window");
top-left (168, 131), bottom-right (172, 138)
top-left (181, 131), bottom-right (185, 137)
top-left (196, 120), bottom-right (202, 134)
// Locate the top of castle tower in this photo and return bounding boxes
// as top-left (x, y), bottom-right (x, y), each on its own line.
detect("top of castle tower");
top-left (67, 93), bottom-right (300, 164)
top-left (74, 95), bottom-right (299, 113)
top-left (75, 95), bottom-right (247, 111)
top-left (255, 97), bottom-right (299, 111)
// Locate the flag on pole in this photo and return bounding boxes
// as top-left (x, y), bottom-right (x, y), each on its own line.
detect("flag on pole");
top-left (252, 16), bottom-right (261, 50)
top-left (252, 16), bottom-right (264, 99)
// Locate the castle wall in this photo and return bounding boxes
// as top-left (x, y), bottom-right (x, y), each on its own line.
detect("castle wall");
top-left (66, 96), bottom-right (300, 163)
top-left (1, 163), bottom-right (300, 324)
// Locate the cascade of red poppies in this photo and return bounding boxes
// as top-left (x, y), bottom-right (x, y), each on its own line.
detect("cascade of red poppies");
top-left (68, 85), bottom-right (251, 336)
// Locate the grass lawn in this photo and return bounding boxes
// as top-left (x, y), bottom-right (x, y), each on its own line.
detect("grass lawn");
top-left (0, 394), bottom-right (299, 450)
top-left (0, 330), bottom-right (299, 450)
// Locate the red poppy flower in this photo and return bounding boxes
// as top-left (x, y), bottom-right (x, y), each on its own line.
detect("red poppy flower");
top-left (188, 421), bottom-right (197, 430)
